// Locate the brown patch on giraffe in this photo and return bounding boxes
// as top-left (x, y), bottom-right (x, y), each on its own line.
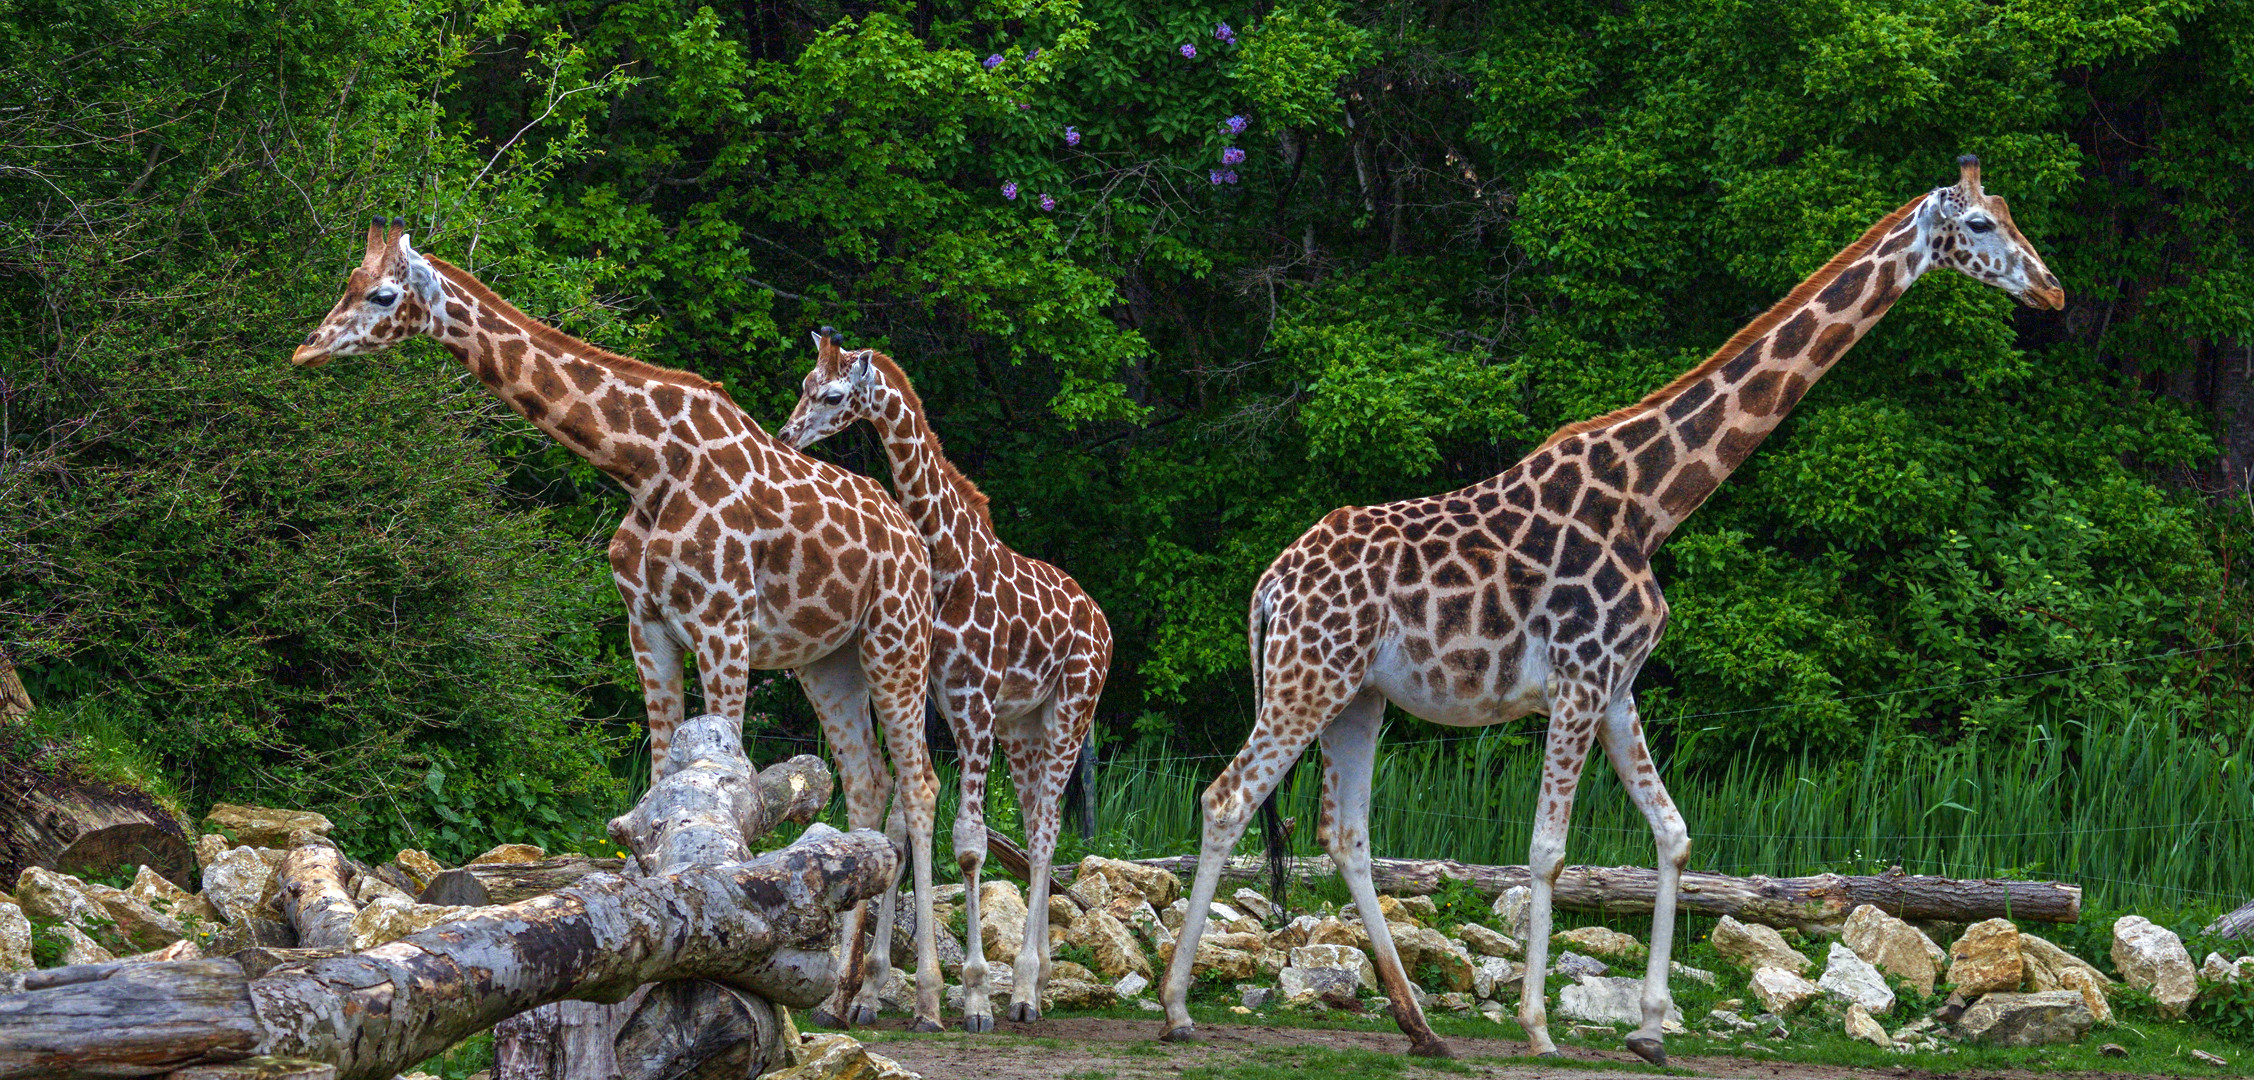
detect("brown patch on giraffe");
top-left (1772, 309), bottom-right (1818, 358)
top-left (1629, 437), bottom-right (1676, 493)
top-left (1737, 370), bottom-right (1783, 416)
top-left (1677, 395), bottom-right (1729, 448)
top-left (1718, 339), bottom-right (1765, 383)
top-left (1658, 461), bottom-right (1719, 517)
top-left (1538, 461), bottom-right (1582, 514)
top-left (1716, 425), bottom-right (1765, 469)
top-left (1810, 322), bottom-right (1857, 367)
top-left (1816, 261), bottom-right (1872, 312)
top-left (556, 402), bottom-right (604, 453)
top-left (1861, 261), bottom-right (1901, 316)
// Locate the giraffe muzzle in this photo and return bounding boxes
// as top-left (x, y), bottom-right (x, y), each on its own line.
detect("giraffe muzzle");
top-left (291, 336), bottom-right (332, 367)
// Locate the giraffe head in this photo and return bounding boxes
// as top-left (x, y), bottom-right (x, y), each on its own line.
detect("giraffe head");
top-left (291, 216), bottom-right (446, 366)
top-left (777, 327), bottom-right (877, 449)
top-left (1923, 155), bottom-right (2064, 310)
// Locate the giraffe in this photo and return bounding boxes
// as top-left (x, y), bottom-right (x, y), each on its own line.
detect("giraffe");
top-left (290, 218), bottom-right (949, 1029)
top-left (779, 337), bottom-right (1113, 1032)
top-left (1157, 157), bottom-right (2062, 1061)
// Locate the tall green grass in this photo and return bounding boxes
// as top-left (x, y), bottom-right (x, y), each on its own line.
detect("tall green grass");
top-left (1084, 710), bottom-right (2254, 918)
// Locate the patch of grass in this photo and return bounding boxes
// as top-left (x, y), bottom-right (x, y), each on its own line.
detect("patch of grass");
top-left (410, 1031), bottom-right (492, 1080)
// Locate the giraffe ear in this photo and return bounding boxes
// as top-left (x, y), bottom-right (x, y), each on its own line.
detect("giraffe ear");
top-left (848, 350), bottom-right (875, 386)
top-left (398, 235), bottom-right (443, 305)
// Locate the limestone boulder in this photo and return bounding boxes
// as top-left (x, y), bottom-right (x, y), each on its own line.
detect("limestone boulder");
top-left (1275, 914), bottom-right (1321, 949)
top-left (0, 900), bottom-right (31, 971)
top-left (1711, 915), bottom-right (1810, 974)
top-left (129, 865), bottom-right (221, 925)
top-left (1306, 916), bottom-right (1369, 950)
top-left (1114, 971), bottom-right (1150, 999)
top-left (1066, 907), bottom-right (1150, 980)
top-left (977, 880), bottom-right (1029, 965)
top-left (1158, 937), bottom-right (1261, 982)
top-left (81, 883), bottom-right (184, 951)
top-left (1958, 990), bottom-right (2094, 1047)
top-left (200, 845), bottom-right (284, 925)
top-left (1076, 857), bottom-right (1181, 908)
top-left (1160, 898), bottom-right (1187, 932)
top-left (1947, 918), bottom-right (2023, 996)
top-left (2059, 966), bottom-right (2113, 1025)
top-left (1391, 924), bottom-right (1474, 992)
top-left (1818, 942), bottom-right (1895, 1014)
top-left (194, 834), bottom-right (228, 869)
top-left (2202, 952), bottom-right (2249, 983)
top-left (1553, 951), bottom-right (1609, 978)
top-left (1046, 894), bottom-right (1078, 932)
top-left (1554, 925), bottom-right (1642, 960)
top-left (766, 1033), bottom-right (921, 1080)
top-left (1042, 977), bottom-right (1117, 1011)
top-left (1459, 923), bottom-right (1520, 958)
top-left (1843, 904), bottom-right (1938, 997)
top-left (1278, 964), bottom-right (1360, 1004)
top-left (466, 843), bottom-right (545, 866)
top-left (348, 895), bottom-right (476, 950)
top-left (1473, 956), bottom-right (1521, 999)
top-left (1844, 1004), bottom-right (1890, 1048)
top-left (15, 867), bottom-right (102, 929)
top-left (1558, 974), bottom-right (1683, 1027)
top-left (1749, 966), bottom-right (1821, 1016)
top-left (1492, 886), bottom-right (1531, 939)
top-left (54, 923), bottom-right (113, 966)
top-left (1671, 962), bottom-right (1718, 986)
top-left (353, 874), bottom-right (415, 906)
top-left (202, 804), bottom-right (332, 849)
top-left (2021, 934), bottom-right (2110, 992)
top-left (121, 938), bottom-right (201, 964)
top-left (1291, 943), bottom-right (1378, 993)
top-left (1231, 888), bottom-right (1278, 922)
top-left (2111, 916), bottom-right (2197, 1016)
top-left (1378, 894), bottom-right (1436, 924)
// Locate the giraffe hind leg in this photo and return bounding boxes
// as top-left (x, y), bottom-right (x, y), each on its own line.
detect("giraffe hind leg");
top-left (1518, 687), bottom-right (1601, 1058)
top-left (796, 643), bottom-right (892, 1028)
top-left (949, 693), bottom-right (1001, 1034)
top-left (1597, 690), bottom-right (1687, 1066)
top-left (1006, 682), bottom-right (1094, 1023)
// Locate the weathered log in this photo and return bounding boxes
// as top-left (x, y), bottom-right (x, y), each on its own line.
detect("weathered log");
top-left (0, 768), bottom-right (193, 889)
top-left (167, 1057), bottom-right (335, 1080)
top-left (613, 983), bottom-right (781, 1080)
top-left (0, 824), bottom-right (894, 1080)
top-left (1119, 855), bottom-right (2082, 929)
top-left (274, 842), bottom-right (357, 950)
top-left (417, 858), bottom-right (631, 907)
top-left (2204, 898), bottom-right (2254, 940)
top-left (0, 663), bottom-right (30, 721)
top-left (494, 997), bottom-right (642, 1080)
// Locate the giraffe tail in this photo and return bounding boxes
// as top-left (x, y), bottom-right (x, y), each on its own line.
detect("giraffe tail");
top-left (1248, 584), bottom-right (1290, 914)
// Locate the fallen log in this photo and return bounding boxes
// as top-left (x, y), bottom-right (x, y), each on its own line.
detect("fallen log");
top-left (1116, 855), bottom-right (2081, 930)
top-left (417, 857), bottom-right (631, 907)
top-left (2204, 898), bottom-right (2254, 941)
top-left (275, 841), bottom-right (357, 950)
top-left (0, 768), bottom-right (194, 890)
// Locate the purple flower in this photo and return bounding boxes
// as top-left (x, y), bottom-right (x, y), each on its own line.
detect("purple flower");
top-left (1180, 42), bottom-right (1197, 59)
top-left (1002, 182), bottom-right (1019, 200)
top-left (1026, 47), bottom-right (1041, 60)
top-left (1039, 193), bottom-right (1056, 211)
top-left (1221, 146), bottom-right (1245, 165)
top-left (1017, 102), bottom-right (1031, 110)
top-left (1223, 114), bottom-right (1248, 134)
top-left (1223, 169), bottom-right (1239, 184)
top-left (1214, 22), bottom-right (1235, 43)
top-left (1209, 169), bottom-right (1226, 185)
top-left (1064, 126), bottom-right (1081, 146)
top-left (984, 53), bottom-right (1004, 69)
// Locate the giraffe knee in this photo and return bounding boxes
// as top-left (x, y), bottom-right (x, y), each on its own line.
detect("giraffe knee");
top-left (1658, 822), bottom-right (1690, 870)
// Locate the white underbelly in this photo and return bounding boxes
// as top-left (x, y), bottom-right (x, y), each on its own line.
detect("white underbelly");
top-left (1368, 636), bottom-right (1551, 728)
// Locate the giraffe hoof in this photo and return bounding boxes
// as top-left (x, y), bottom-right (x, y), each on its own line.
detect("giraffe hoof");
top-left (1626, 1036), bottom-right (1667, 1066)
top-left (910, 1017), bottom-right (944, 1034)
top-left (848, 1004), bottom-right (880, 1027)
top-left (1008, 1001), bottom-right (1040, 1023)
top-left (1409, 1038), bottom-right (1457, 1059)
top-left (806, 1007), bottom-right (847, 1030)
top-left (962, 1012), bottom-right (994, 1034)
top-left (1159, 1024), bottom-right (1199, 1043)
top-left (1537, 1050), bottom-right (1564, 1060)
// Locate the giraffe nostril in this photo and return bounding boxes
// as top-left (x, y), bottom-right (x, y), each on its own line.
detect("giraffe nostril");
top-left (303, 333), bottom-right (317, 346)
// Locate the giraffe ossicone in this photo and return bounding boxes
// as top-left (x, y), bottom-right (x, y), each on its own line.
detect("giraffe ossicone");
top-left (781, 336), bottom-right (1113, 1033)
top-left (292, 218), bottom-right (950, 1031)
top-left (1155, 157), bottom-right (2063, 1062)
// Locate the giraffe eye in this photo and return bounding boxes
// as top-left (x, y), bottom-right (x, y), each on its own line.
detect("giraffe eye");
top-left (822, 391), bottom-right (846, 406)
top-left (1965, 217), bottom-right (1995, 234)
top-left (368, 287), bottom-right (399, 306)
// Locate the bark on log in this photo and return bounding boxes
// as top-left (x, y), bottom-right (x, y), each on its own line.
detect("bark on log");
top-left (494, 997), bottom-right (642, 1080)
top-left (1118, 855), bottom-right (2082, 930)
top-left (2204, 898), bottom-right (2254, 941)
top-left (0, 663), bottom-right (30, 721)
top-left (0, 825), bottom-right (895, 1080)
top-left (167, 1057), bottom-right (335, 1080)
top-left (417, 858), bottom-right (631, 907)
top-left (275, 842), bottom-right (357, 950)
top-left (0, 769), bottom-right (193, 889)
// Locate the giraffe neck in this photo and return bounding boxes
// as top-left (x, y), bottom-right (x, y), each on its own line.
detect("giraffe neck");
top-left (424, 258), bottom-right (749, 500)
top-left (1591, 192), bottom-right (1937, 549)
top-left (860, 357), bottom-right (992, 581)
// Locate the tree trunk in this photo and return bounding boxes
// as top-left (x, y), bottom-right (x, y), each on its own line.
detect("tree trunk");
top-left (0, 663), bottom-right (30, 721)
top-left (0, 769), bottom-right (194, 890)
top-left (1114, 855), bottom-right (2082, 930)
top-left (2204, 898), bottom-right (2254, 941)
top-left (418, 858), bottom-right (631, 907)
top-left (274, 842), bottom-right (357, 950)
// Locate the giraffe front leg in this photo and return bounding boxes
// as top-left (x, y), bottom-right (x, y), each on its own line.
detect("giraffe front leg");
top-left (851, 793), bottom-right (908, 1027)
top-left (1597, 691), bottom-right (1687, 1067)
top-left (1007, 692), bottom-right (1084, 1023)
top-left (864, 645), bottom-right (944, 1032)
top-left (1321, 691), bottom-right (1452, 1058)
top-left (1520, 701), bottom-right (1596, 1058)
top-left (950, 696), bottom-right (1001, 1033)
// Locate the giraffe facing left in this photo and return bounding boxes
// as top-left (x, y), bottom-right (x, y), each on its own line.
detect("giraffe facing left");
top-left (292, 217), bottom-right (947, 1029)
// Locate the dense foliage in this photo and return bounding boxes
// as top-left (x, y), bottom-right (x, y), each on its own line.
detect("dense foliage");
top-left (5, 0), bottom-right (2252, 854)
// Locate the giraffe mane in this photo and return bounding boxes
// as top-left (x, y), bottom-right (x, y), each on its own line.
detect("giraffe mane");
top-left (861, 349), bottom-right (994, 531)
top-left (426, 257), bottom-right (721, 392)
top-left (1535, 194), bottom-right (1925, 451)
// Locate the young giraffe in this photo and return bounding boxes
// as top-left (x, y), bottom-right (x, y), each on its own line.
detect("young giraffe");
top-left (291, 219), bottom-right (949, 1029)
top-left (779, 338), bottom-right (1113, 1032)
top-left (1159, 157), bottom-right (2062, 1061)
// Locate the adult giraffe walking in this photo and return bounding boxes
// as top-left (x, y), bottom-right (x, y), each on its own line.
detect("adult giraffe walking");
top-left (1158, 158), bottom-right (2063, 1061)
top-left (292, 219), bottom-right (948, 1029)
top-left (780, 337), bottom-right (1112, 1032)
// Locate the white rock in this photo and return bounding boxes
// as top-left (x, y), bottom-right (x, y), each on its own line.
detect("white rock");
top-left (1844, 1003), bottom-right (1891, 1048)
top-left (1492, 886), bottom-right (1531, 939)
top-left (0, 901), bottom-right (31, 971)
top-left (199, 845), bottom-right (283, 925)
top-left (2111, 915), bottom-right (2197, 1017)
top-left (54, 923), bottom-right (112, 966)
top-left (1818, 942), bottom-right (1895, 1014)
top-left (348, 896), bottom-right (477, 950)
top-left (1459, 923), bottom-right (1521, 958)
top-left (1290, 943), bottom-right (1377, 993)
top-left (1114, 971), bottom-right (1149, 999)
top-left (1749, 965), bottom-right (1821, 1016)
top-left (352, 874), bottom-right (415, 906)
top-left (1843, 904), bottom-right (1938, 997)
top-left (977, 880), bottom-right (1029, 965)
top-left (1278, 965), bottom-right (1359, 1002)
top-left (1275, 914), bottom-right (1321, 949)
top-left (1473, 955), bottom-right (1521, 999)
top-left (1231, 888), bottom-right (1278, 921)
top-left (1207, 901), bottom-right (1244, 925)
top-left (14, 867), bottom-right (102, 929)
top-left (1557, 974), bottom-right (1683, 1027)
top-left (1553, 951), bottom-right (1608, 978)
top-left (2203, 952), bottom-right (2247, 983)
top-left (1671, 961), bottom-right (1717, 986)
top-left (1711, 915), bottom-right (1810, 973)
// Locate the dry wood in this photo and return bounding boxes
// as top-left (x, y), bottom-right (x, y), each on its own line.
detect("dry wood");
top-left (2205, 898), bottom-right (2254, 941)
top-left (418, 858), bottom-right (631, 907)
top-left (275, 842), bottom-right (357, 950)
top-left (168, 1058), bottom-right (335, 1080)
top-left (0, 662), bottom-right (30, 721)
top-left (0, 771), bottom-right (194, 890)
top-left (1119, 855), bottom-right (2082, 929)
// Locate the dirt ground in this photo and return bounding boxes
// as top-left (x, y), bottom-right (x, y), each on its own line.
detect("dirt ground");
top-left (855, 1015), bottom-right (2147, 1080)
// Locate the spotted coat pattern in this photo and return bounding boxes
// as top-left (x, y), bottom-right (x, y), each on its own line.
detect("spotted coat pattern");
top-left (1158, 160), bottom-right (2063, 1062)
top-left (780, 342), bottom-right (1113, 1030)
top-left (291, 220), bottom-right (951, 1029)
